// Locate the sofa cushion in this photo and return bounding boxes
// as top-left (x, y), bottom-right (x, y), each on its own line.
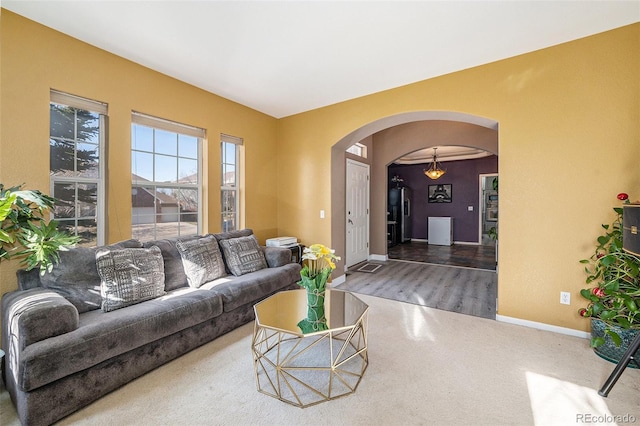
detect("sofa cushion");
top-left (263, 246), bottom-right (293, 268)
top-left (201, 262), bottom-right (302, 312)
top-left (96, 246), bottom-right (166, 312)
top-left (143, 235), bottom-right (202, 291)
top-left (16, 287), bottom-right (224, 392)
top-left (210, 228), bottom-right (253, 242)
top-left (176, 235), bottom-right (226, 288)
top-left (39, 239), bottom-right (143, 313)
top-left (218, 235), bottom-right (267, 276)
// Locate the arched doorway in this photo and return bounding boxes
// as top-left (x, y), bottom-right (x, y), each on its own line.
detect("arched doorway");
top-left (331, 111), bottom-right (498, 280)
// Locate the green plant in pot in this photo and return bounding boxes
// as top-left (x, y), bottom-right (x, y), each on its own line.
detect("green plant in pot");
top-left (579, 193), bottom-right (640, 365)
top-left (297, 243), bottom-right (340, 334)
top-left (0, 183), bottom-right (79, 274)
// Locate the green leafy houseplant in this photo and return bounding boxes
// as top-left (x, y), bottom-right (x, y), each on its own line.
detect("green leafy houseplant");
top-left (579, 193), bottom-right (640, 348)
top-left (0, 184), bottom-right (79, 274)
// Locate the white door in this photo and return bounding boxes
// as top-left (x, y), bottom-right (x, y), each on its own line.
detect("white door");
top-left (346, 159), bottom-right (370, 267)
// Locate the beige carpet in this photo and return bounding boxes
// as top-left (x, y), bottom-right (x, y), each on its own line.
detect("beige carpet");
top-left (1, 294), bottom-right (638, 425)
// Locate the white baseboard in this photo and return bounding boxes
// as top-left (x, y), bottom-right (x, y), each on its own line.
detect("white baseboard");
top-left (369, 253), bottom-right (387, 261)
top-left (331, 274), bottom-right (346, 285)
top-left (335, 273), bottom-right (587, 338)
top-left (496, 315), bottom-right (589, 339)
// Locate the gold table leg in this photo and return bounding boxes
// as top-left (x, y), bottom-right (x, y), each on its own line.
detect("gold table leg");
top-left (252, 314), bottom-right (368, 407)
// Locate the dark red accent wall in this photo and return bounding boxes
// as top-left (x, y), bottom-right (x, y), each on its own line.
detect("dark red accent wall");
top-left (388, 155), bottom-right (498, 243)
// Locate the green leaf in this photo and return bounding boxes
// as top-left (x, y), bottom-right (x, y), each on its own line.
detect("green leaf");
top-left (590, 337), bottom-right (605, 348)
top-left (604, 280), bottom-right (619, 292)
top-left (591, 302), bottom-right (604, 315)
top-left (0, 228), bottom-right (15, 244)
top-left (627, 260), bottom-right (639, 278)
top-left (606, 330), bottom-right (622, 347)
top-left (616, 317), bottom-right (631, 329)
top-left (600, 310), bottom-right (617, 320)
top-left (600, 254), bottom-right (617, 267)
top-left (0, 192), bottom-right (17, 222)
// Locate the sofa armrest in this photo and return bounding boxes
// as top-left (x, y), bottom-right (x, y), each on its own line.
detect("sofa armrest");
top-left (2, 288), bottom-right (79, 350)
top-left (262, 246), bottom-right (292, 268)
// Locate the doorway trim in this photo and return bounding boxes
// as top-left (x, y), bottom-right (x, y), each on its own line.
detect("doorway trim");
top-left (479, 173), bottom-right (499, 245)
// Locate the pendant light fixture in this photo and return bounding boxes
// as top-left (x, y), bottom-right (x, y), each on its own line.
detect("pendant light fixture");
top-left (424, 147), bottom-right (446, 180)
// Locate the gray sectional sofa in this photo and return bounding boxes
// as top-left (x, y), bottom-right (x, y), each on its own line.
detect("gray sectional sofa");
top-left (1, 229), bottom-right (301, 426)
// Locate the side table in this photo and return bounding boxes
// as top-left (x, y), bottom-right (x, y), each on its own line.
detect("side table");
top-left (286, 244), bottom-right (305, 264)
top-left (252, 289), bottom-right (369, 407)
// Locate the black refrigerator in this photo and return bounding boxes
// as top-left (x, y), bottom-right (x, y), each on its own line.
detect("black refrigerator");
top-left (388, 186), bottom-right (412, 244)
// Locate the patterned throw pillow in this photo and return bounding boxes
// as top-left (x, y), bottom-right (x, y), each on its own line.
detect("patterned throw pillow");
top-left (40, 239), bottom-right (143, 313)
top-left (96, 246), bottom-right (166, 312)
top-left (218, 235), bottom-right (268, 276)
top-left (176, 235), bottom-right (226, 287)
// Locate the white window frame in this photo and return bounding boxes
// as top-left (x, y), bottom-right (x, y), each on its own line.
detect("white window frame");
top-left (49, 90), bottom-right (107, 246)
top-left (221, 134), bottom-right (242, 232)
top-left (131, 111), bottom-right (205, 241)
top-left (346, 142), bottom-right (367, 158)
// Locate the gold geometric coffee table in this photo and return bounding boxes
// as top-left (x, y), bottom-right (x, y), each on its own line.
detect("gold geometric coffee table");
top-left (252, 289), bottom-right (369, 407)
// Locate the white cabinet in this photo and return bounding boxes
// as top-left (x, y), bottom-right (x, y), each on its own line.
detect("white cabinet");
top-left (428, 217), bottom-right (453, 246)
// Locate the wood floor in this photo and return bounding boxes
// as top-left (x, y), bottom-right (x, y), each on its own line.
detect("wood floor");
top-left (388, 240), bottom-right (496, 271)
top-left (336, 260), bottom-right (497, 319)
top-left (339, 241), bottom-right (497, 319)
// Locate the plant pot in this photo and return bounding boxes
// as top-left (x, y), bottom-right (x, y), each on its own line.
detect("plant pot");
top-left (590, 318), bottom-right (639, 368)
top-left (297, 289), bottom-right (328, 333)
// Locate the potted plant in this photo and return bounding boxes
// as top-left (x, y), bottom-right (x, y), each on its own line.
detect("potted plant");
top-left (296, 243), bottom-right (340, 333)
top-left (0, 183), bottom-right (79, 274)
top-left (579, 193), bottom-right (640, 366)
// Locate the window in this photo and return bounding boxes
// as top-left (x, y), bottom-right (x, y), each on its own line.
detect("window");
top-left (221, 134), bottom-right (242, 232)
top-left (50, 90), bottom-right (107, 246)
top-left (346, 142), bottom-right (367, 158)
top-left (131, 112), bottom-right (204, 241)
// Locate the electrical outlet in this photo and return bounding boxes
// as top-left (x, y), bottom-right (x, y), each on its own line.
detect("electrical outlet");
top-left (560, 291), bottom-right (571, 305)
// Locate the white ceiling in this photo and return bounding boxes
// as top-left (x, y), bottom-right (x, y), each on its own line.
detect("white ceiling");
top-left (3, 1), bottom-right (639, 118)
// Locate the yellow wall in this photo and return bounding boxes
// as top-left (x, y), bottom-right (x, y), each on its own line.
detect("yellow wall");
top-left (277, 23), bottom-right (640, 332)
top-left (0, 11), bottom-right (279, 295)
top-left (1, 9), bottom-right (638, 333)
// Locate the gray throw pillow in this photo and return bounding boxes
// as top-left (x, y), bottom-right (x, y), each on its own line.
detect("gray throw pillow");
top-left (218, 235), bottom-right (268, 276)
top-left (176, 235), bottom-right (226, 287)
top-left (96, 246), bottom-right (166, 312)
top-left (143, 236), bottom-right (201, 291)
top-left (40, 239), bottom-right (143, 313)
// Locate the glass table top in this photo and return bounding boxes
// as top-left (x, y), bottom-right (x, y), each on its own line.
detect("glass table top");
top-left (254, 289), bottom-right (369, 335)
